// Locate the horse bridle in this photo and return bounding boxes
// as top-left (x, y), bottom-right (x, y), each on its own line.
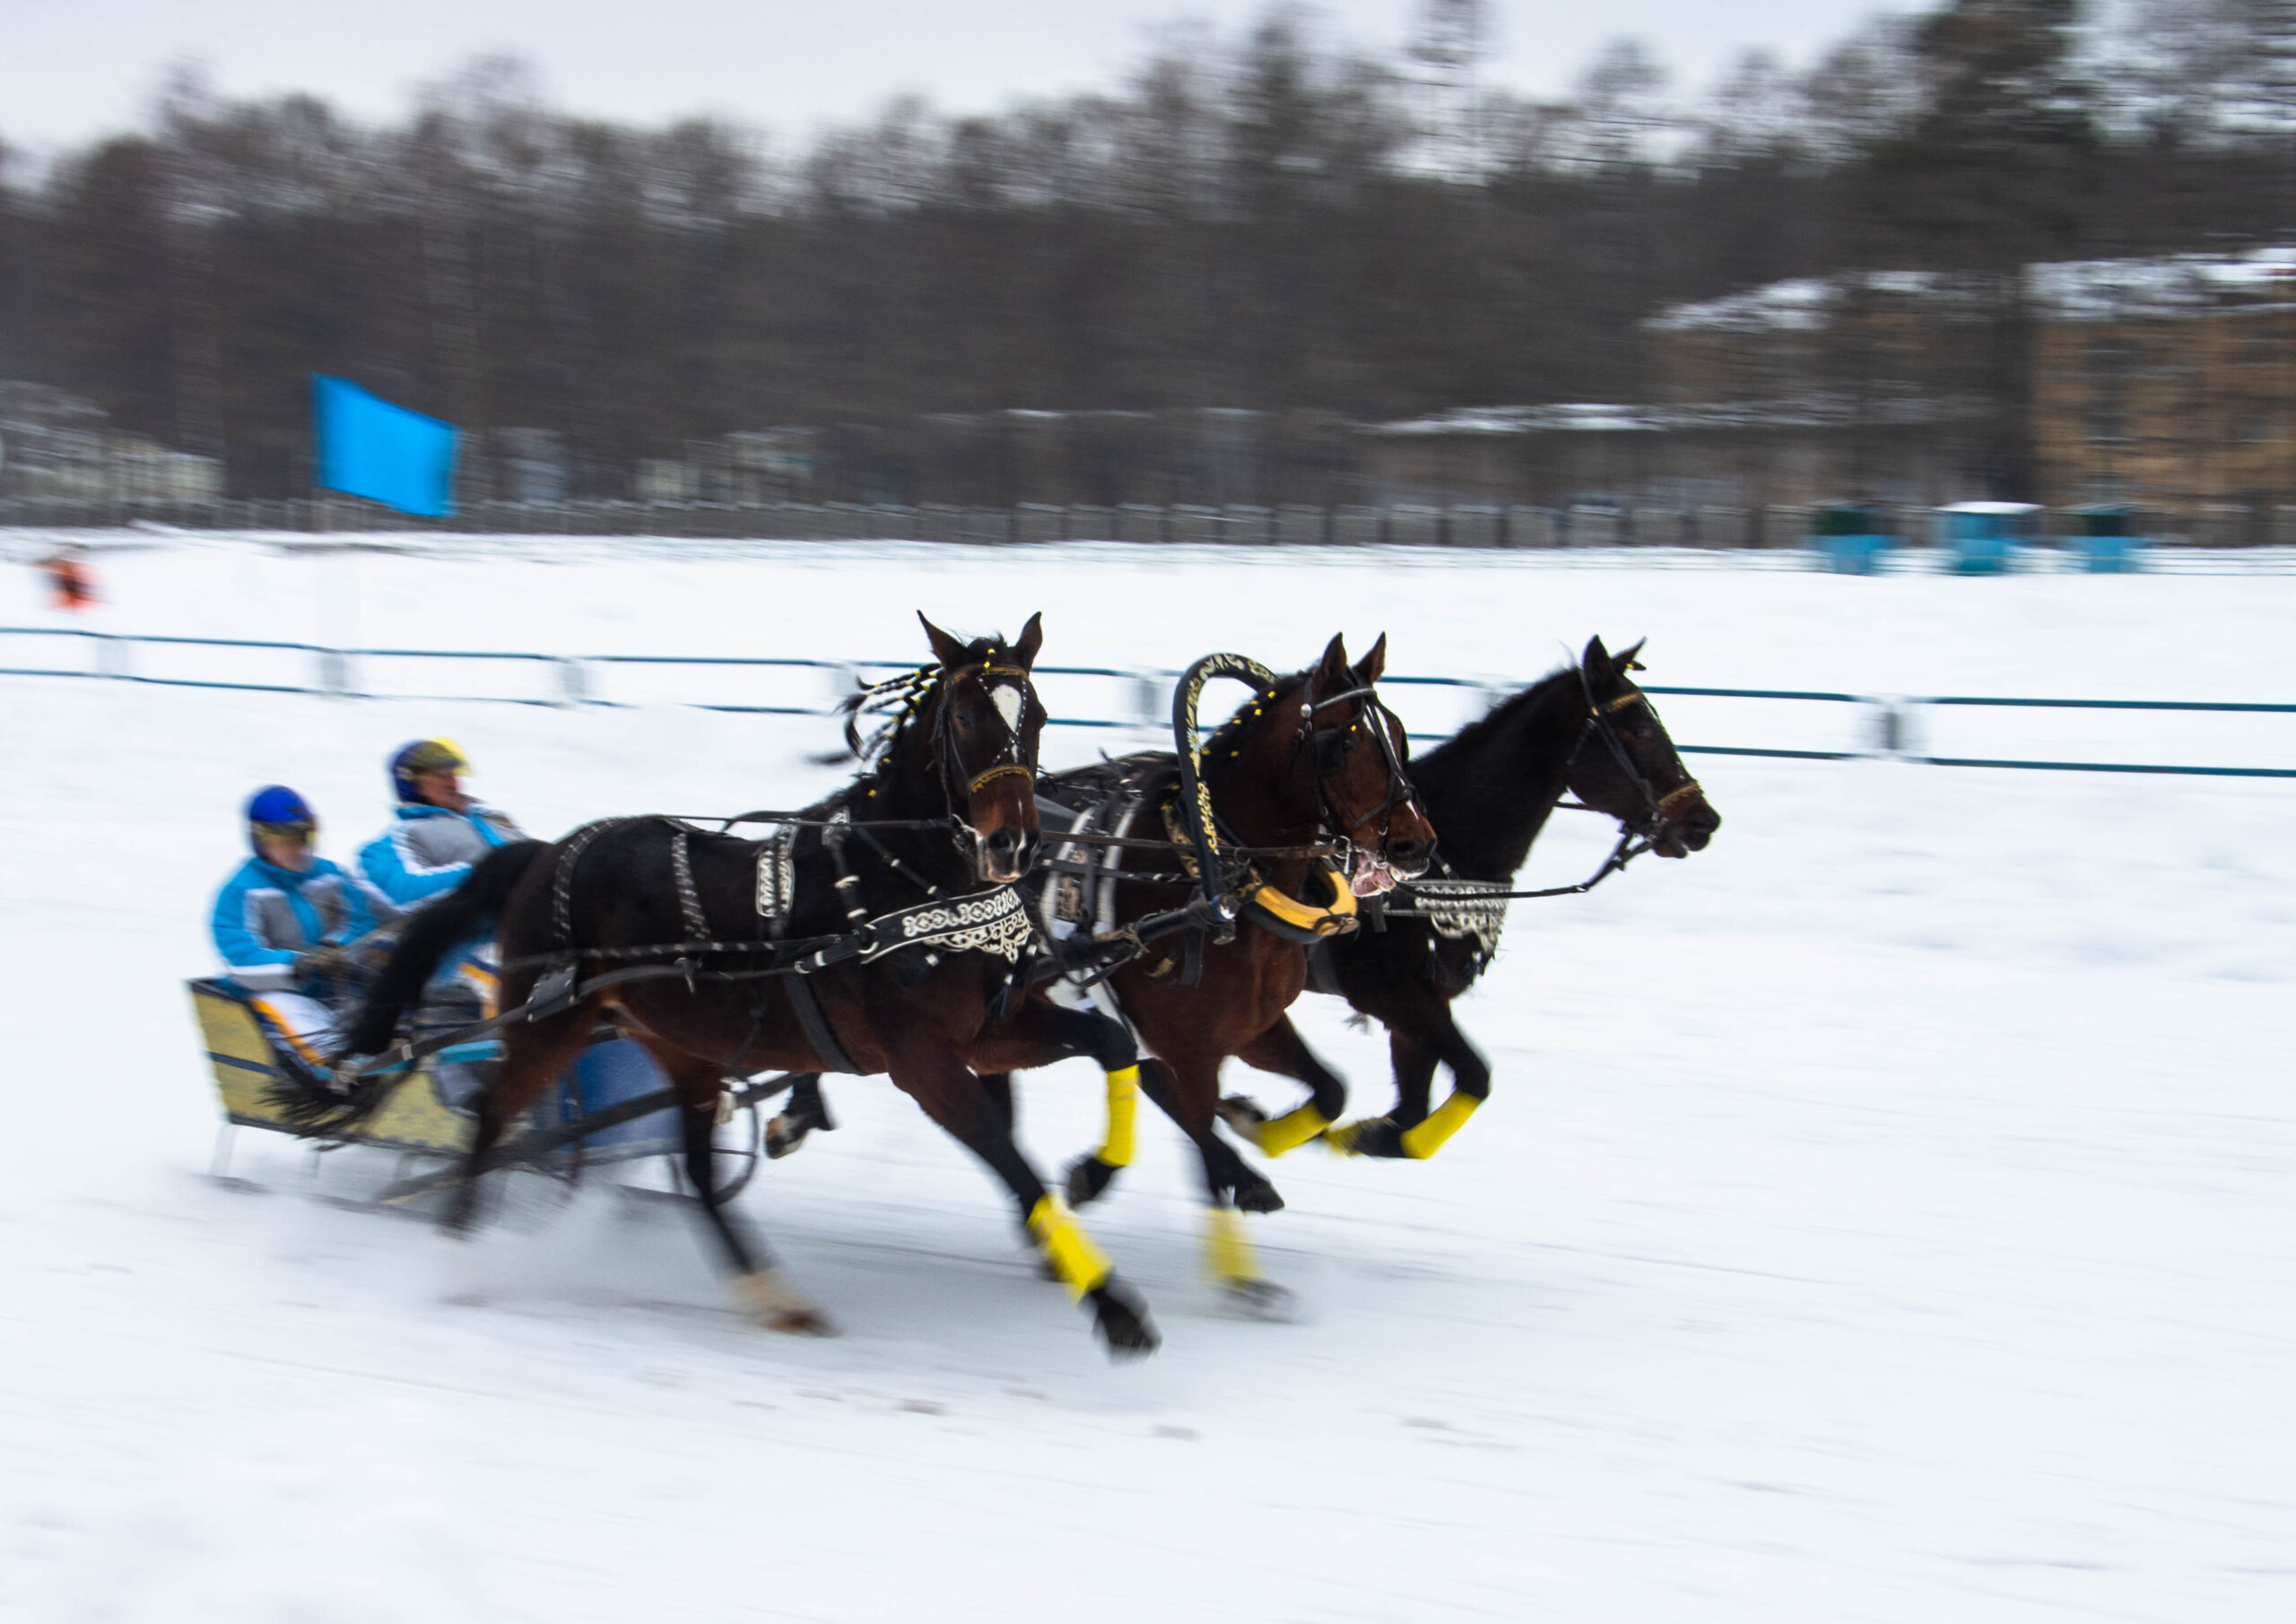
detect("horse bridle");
top-left (1570, 666), bottom-right (1704, 838)
top-left (933, 661), bottom-right (1041, 868)
top-left (1293, 679), bottom-right (1424, 868)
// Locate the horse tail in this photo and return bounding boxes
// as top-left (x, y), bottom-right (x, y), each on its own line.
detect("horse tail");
top-left (337, 839), bottom-right (546, 1057)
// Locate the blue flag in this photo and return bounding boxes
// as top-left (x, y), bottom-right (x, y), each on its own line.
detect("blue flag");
top-left (313, 377), bottom-right (457, 517)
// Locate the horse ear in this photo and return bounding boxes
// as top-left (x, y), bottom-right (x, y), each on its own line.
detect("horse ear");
top-left (1318, 633), bottom-right (1350, 684)
top-left (1012, 611), bottom-right (1044, 669)
top-left (918, 612), bottom-right (968, 668)
top-left (1582, 634), bottom-right (1611, 677)
top-left (1351, 632), bottom-right (1388, 685)
top-left (1613, 638), bottom-right (1648, 673)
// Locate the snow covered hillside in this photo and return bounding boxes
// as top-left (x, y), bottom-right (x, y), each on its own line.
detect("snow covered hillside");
top-left (1, 534), bottom-right (2291, 1622)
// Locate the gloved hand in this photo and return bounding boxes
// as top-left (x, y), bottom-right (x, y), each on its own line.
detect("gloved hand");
top-left (292, 942), bottom-right (350, 982)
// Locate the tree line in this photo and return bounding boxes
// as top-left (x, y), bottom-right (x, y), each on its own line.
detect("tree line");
top-left (4, 0), bottom-right (2296, 504)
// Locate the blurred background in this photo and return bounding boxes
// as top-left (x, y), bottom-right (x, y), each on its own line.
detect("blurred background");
top-left (8, 1), bottom-right (2296, 540)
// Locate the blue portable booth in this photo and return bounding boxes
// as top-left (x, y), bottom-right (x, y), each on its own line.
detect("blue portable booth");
top-left (2069, 504), bottom-right (2147, 572)
top-left (1812, 502), bottom-right (1894, 574)
top-left (1935, 502), bottom-right (2038, 574)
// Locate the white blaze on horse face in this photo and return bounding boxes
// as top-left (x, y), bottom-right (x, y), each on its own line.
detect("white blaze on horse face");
top-left (991, 683), bottom-right (1023, 733)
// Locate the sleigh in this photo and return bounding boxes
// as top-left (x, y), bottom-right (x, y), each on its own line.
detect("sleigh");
top-left (187, 977), bottom-right (773, 1206)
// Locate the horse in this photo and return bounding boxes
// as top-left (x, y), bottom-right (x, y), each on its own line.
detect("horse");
top-left (331, 612), bottom-right (1164, 1359)
top-left (1030, 633), bottom-right (1439, 1310)
top-left (1221, 634), bottom-right (1720, 1160)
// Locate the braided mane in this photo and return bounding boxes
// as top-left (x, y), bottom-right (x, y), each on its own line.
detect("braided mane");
top-left (1199, 667), bottom-right (1309, 762)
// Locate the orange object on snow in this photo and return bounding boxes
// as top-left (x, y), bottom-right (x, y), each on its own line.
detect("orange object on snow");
top-left (42, 553), bottom-right (98, 611)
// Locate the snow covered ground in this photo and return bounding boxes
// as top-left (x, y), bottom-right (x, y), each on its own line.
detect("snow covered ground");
top-left (1, 534), bottom-right (2291, 1622)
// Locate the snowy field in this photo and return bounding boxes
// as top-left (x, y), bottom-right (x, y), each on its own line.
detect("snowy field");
top-left (1, 534), bottom-right (2292, 1622)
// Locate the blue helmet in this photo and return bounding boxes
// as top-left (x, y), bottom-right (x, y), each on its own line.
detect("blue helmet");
top-left (246, 785), bottom-right (317, 857)
top-left (389, 737), bottom-right (469, 804)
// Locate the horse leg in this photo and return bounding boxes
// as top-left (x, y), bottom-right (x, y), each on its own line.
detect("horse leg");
top-left (445, 1007), bottom-right (594, 1233)
top-left (1128, 1056), bottom-right (1283, 1213)
top-left (1219, 1015), bottom-right (1350, 1159)
top-left (765, 1072), bottom-right (831, 1159)
top-left (636, 1039), bottom-right (832, 1334)
top-left (979, 1071), bottom-right (1016, 1134)
top-left (881, 1035), bottom-right (1157, 1359)
top-left (1145, 1047), bottom-right (1295, 1316)
top-left (1335, 1003), bottom-right (1492, 1160)
top-left (961, 995), bottom-right (1144, 1210)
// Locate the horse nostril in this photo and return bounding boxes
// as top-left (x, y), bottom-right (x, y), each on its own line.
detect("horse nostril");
top-left (1386, 838), bottom-right (1424, 866)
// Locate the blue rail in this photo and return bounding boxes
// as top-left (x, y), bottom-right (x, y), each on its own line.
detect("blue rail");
top-left (3, 625), bottom-right (2290, 778)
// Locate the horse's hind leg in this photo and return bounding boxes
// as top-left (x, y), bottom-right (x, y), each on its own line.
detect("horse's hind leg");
top-left (639, 1041), bottom-right (831, 1335)
top-left (1222, 1015), bottom-right (1350, 1159)
top-left (765, 1073), bottom-right (831, 1159)
top-left (447, 1008), bottom-right (594, 1232)
top-left (1339, 1003), bottom-right (1492, 1160)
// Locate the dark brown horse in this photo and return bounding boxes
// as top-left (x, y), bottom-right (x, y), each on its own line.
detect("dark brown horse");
top-left (1039, 634), bottom-right (1439, 1310)
top-left (1225, 635), bottom-right (1721, 1160)
top-left (336, 613), bottom-right (1164, 1358)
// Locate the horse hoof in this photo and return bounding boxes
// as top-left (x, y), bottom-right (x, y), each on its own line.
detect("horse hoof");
top-left (1328, 1116), bottom-right (1405, 1159)
top-left (1231, 1175), bottom-right (1285, 1215)
top-left (731, 1270), bottom-right (836, 1335)
top-left (1065, 1153), bottom-right (1119, 1207)
top-left (1216, 1094), bottom-right (1267, 1136)
top-left (1220, 1279), bottom-right (1300, 1323)
top-left (1088, 1281), bottom-right (1161, 1360)
top-left (764, 1114), bottom-right (809, 1160)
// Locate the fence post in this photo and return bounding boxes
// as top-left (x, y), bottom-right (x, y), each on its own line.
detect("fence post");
top-left (556, 657), bottom-right (590, 708)
top-left (316, 647), bottom-right (358, 697)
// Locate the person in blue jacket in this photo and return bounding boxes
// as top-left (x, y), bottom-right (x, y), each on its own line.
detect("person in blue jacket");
top-left (357, 738), bottom-right (526, 1017)
top-left (212, 786), bottom-right (393, 1079)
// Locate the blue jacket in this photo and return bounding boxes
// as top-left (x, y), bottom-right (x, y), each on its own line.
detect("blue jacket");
top-left (357, 803), bottom-right (525, 909)
top-left (211, 855), bottom-right (384, 994)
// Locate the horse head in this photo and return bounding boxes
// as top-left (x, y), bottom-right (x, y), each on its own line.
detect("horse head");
top-left (1223, 633), bottom-right (1435, 892)
top-left (919, 611), bottom-right (1046, 884)
top-left (1566, 635), bottom-right (1720, 859)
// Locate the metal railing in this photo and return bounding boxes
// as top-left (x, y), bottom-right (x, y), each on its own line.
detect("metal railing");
top-left (5, 624), bottom-right (2292, 777)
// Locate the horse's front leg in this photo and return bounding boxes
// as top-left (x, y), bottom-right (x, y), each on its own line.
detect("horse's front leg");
top-left (1141, 1045), bottom-right (1300, 1319)
top-left (972, 996), bottom-right (1145, 1208)
top-left (882, 1016), bottom-right (1159, 1359)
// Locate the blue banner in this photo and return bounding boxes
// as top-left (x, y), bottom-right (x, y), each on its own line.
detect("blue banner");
top-left (313, 377), bottom-right (457, 517)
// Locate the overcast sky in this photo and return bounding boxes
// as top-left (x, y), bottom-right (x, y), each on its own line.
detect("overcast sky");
top-left (3, 1), bottom-right (1908, 153)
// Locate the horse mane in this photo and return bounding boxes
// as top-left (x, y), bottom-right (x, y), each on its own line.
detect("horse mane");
top-left (1198, 667), bottom-right (1309, 763)
top-left (1416, 661), bottom-right (1581, 769)
top-left (833, 632), bottom-right (1022, 770)
top-left (1404, 662), bottom-right (1587, 878)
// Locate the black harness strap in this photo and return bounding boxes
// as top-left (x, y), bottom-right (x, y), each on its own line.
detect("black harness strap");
top-left (783, 974), bottom-right (859, 1074)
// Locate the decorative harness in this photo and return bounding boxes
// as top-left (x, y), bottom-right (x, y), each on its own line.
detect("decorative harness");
top-left (343, 656), bottom-right (1048, 1083)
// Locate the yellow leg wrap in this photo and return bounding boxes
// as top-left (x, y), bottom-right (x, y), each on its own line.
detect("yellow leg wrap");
top-left (1399, 1091), bottom-right (1481, 1159)
top-left (1203, 1206), bottom-right (1261, 1285)
top-left (1095, 1064), bottom-right (1139, 1168)
top-left (1027, 1196), bottom-right (1113, 1300)
top-left (1254, 1104), bottom-right (1331, 1158)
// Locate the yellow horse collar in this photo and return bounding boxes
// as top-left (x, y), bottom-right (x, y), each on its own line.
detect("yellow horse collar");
top-left (1243, 864), bottom-right (1359, 941)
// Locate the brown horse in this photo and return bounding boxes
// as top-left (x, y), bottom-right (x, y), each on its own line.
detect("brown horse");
top-left (336, 613), bottom-right (1164, 1358)
top-left (1039, 634), bottom-right (1439, 1311)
